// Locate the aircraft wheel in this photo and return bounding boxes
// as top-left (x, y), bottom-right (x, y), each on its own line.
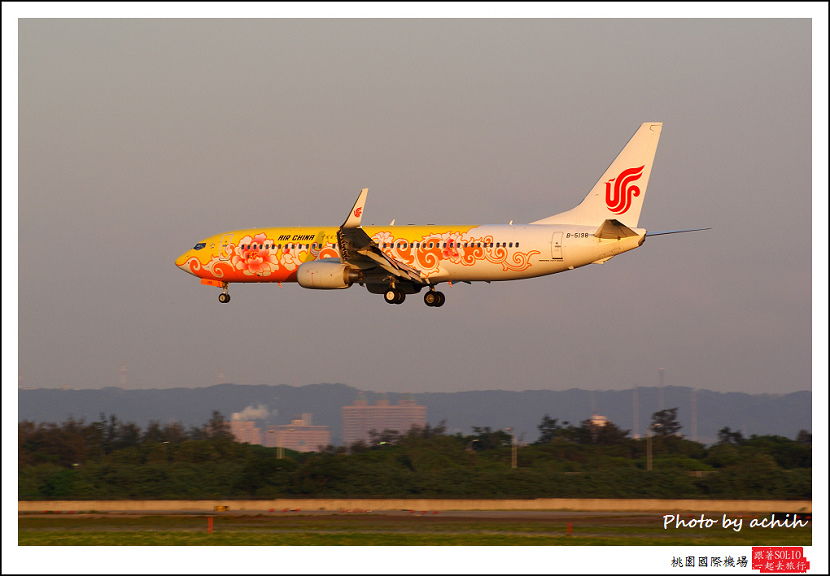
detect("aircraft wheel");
top-left (424, 291), bottom-right (438, 307)
top-left (395, 290), bottom-right (406, 304)
top-left (218, 293), bottom-right (230, 304)
top-left (384, 289), bottom-right (399, 304)
top-left (434, 291), bottom-right (445, 307)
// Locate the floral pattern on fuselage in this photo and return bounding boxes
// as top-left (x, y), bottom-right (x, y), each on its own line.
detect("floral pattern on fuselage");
top-left (183, 228), bottom-right (539, 282)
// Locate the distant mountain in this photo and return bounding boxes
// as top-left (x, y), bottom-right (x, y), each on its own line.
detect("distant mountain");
top-left (18, 384), bottom-right (811, 445)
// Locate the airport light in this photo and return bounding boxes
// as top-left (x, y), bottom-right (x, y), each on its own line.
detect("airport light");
top-left (269, 428), bottom-right (295, 459)
top-left (267, 430), bottom-right (281, 459)
top-left (647, 423), bottom-right (661, 472)
top-left (506, 428), bottom-right (517, 469)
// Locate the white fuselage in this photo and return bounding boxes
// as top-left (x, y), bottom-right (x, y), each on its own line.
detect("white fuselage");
top-left (173, 222), bottom-right (645, 287)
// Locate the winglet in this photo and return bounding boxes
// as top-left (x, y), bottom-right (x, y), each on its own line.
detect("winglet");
top-left (343, 188), bottom-right (368, 228)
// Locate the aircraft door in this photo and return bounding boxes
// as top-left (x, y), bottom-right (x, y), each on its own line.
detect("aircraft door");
top-left (551, 231), bottom-right (563, 259)
top-left (218, 233), bottom-right (234, 261)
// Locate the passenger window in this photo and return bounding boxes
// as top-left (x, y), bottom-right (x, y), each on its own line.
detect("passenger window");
top-left (516, 242), bottom-right (520, 248)
top-left (509, 242), bottom-right (513, 248)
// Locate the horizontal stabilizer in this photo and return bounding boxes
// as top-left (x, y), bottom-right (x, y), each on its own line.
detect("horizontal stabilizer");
top-left (594, 219), bottom-right (639, 239)
top-left (646, 227), bottom-right (710, 237)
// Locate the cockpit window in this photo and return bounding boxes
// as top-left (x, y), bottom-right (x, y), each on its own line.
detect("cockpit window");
top-left (193, 242), bottom-right (206, 250)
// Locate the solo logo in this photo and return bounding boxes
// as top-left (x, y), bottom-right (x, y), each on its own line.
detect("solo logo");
top-left (354, 207), bottom-right (363, 218)
top-left (605, 165), bottom-right (644, 215)
top-left (752, 547), bottom-right (810, 573)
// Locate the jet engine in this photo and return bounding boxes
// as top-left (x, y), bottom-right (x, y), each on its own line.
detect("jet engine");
top-left (296, 258), bottom-right (362, 289)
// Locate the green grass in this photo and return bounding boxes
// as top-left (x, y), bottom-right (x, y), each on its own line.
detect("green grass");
top-left (18, 514), bottom-right (812, 546)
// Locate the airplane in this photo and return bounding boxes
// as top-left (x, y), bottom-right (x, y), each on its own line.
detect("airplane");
top-left (175, 122), bottom-right (706, 307)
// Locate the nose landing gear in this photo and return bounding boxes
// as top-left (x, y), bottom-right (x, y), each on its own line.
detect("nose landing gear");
top-left (218, 283), bottom-right (230, 303)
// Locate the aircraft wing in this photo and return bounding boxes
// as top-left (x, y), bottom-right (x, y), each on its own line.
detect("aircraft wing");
top-left (337, 189), bottom-right (429, 285)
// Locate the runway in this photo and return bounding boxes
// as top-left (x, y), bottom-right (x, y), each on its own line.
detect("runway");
top-left (19, 498), bottom-right (812, 515)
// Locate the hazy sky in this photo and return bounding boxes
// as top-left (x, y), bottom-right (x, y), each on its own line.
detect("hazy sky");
top-left (8, 13), bottom-right (825, 399)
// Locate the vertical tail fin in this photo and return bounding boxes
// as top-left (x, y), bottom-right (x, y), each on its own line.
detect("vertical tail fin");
top-left (532, 122), bottom-right (662, 228)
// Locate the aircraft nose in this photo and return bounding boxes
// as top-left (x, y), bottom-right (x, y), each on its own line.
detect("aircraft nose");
top-left (175, 251), bottom-right (192, 272)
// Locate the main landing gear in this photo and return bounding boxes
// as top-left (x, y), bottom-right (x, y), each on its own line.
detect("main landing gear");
top-left (218, 283), bottom-right (230, 303)
top-left (384, 288), bottom-right (406, 305)
top-left (383, 286), bottom-right (445, 307)
top-left (424, 289), bottom-right (445, 307)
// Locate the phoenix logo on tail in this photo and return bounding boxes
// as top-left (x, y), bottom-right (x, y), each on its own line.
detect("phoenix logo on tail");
top-left (175, 122), bottom-right (707, 307)
top-left (605, 165), bottom-right (644, 215)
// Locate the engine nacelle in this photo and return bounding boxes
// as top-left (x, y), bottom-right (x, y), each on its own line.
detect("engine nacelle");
top-left (296, 258), bottom-right (362, 289)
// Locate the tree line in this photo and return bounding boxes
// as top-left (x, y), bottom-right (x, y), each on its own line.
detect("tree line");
top-left (18, 409), bottom-right (811, 501)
